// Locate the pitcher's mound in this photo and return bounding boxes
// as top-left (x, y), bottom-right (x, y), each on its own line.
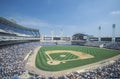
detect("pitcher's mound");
top-left (47, 60), bottom-right (61, 65)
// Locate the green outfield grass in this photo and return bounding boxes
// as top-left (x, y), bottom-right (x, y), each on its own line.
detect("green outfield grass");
top-left (35, 46), bottom-right (120, 71)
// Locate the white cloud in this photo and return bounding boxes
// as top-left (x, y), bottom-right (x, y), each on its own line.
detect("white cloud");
top-left (19, 19), bottom-right (50, 27)
top-left (111, 10), bottom-right (120, 15)
top-left (7, 16), bottom-right (51, 28)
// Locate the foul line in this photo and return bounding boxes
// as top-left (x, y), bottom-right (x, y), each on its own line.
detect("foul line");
top-left (46, 52), bottom-right (53, 61)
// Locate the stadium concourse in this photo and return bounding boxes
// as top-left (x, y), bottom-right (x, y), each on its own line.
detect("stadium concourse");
top-left (0, 17), bottom-right (120, 79)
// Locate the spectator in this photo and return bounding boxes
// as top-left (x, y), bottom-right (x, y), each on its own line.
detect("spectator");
top-left (0, 42), bottom-right (40, 79)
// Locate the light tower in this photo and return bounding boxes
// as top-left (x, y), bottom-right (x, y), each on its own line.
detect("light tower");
top-left (98, 26), bottom-right (101, 42)
top-left (60, 28), bottom-right (63, 41)
top-left (51, 28), bottom-right (54, 42)
top-left (112, 24), bottom-right (116, 42)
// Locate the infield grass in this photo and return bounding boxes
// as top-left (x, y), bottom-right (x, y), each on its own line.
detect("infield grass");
top-left (49, 52), bottom-right (79, 60)
top-left (36, 46), bottom-right (120, 71)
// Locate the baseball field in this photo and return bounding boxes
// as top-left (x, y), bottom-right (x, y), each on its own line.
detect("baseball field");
top-left (35, 46), bottom-right (120, 71)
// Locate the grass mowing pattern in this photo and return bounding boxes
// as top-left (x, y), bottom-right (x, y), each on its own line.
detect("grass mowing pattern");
top-left (36, 46), bottom-right (120, 71)
top-left (49, 52), bottom-right (79, 60)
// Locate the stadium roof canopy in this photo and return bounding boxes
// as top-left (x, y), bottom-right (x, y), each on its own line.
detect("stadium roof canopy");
top-left (0, 17), bottom-right (39, 31)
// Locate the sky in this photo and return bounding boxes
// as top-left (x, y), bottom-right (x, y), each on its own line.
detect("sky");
top-left (0, 0), bottom-right (120, 37)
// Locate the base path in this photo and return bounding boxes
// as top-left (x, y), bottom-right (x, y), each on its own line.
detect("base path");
top-left (26, 46), bottom-right (120, 77)
top-left (46, 50), bottom-right (94, 59)
top-left (46, 50), bottom-right (94, 65)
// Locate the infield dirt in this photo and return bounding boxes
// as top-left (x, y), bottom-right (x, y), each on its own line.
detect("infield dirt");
top-left (46, 50), bottom-right (94, 65)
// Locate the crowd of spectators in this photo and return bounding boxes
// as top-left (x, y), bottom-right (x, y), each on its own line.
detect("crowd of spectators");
top-left (85, 41), bottom-right (120, 50)
top-left (0, 42), bottom-right (40, 79)
top-left (28, 58), bottom-right (120, 79)
top-left (65, 58), bottom-right (120, 79)
top-left (105, 42), bottom-right (120, 50)
top-left (0, 42), bottom-right (120, 79)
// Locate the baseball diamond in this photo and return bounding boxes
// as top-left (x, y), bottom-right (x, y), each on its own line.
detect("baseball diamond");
top-left (35, 46), bottom-right (120, 72)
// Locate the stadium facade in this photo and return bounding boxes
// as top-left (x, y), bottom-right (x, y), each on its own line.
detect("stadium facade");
top-left (0, 17), bottom-right (40, 45)
top-left (71, 32), bottom-right (120, 47)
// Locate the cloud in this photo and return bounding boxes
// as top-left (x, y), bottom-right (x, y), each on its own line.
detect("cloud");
top-left (18, 19), bottom-right (50, 27)
top-left (111, 10), bottom-right (120, 15)
top-left (7, 16), bottom-right (51, 28)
